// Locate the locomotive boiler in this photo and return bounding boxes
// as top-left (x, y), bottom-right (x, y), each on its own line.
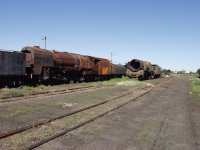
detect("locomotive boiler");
top-left (126, 59), bottom-right (154, 80)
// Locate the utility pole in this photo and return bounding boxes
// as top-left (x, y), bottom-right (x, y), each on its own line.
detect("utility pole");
top-left (111, 52), bottom-right (114, 64)
top-left (42, 36), bottom-right (47, 50)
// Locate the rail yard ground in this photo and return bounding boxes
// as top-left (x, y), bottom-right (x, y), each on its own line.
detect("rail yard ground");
top-left (0, 76), bottom-right (200, 150)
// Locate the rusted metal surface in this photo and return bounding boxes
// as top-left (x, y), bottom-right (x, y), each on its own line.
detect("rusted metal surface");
top-left (0, 45), bottom-right (163, 85)
top-left (110, 64), bottom-right (117, 75)
top-left (52, 51), bottom-right (99, 82)
top-left (126, 69), bottom-right (144, 78)
top-left (152, 64), bottom-right (161, 78)
top-left (21, 46), bottom-right (54, 75)
top-left (0, 51), bottom-right (25, 76)
top-left (126, 59), bottom-right (154, 79)
top-left (71, 54), bottom-right (97, 73)
top-left (127, 59), bottom-right (152, 72)
top-left (98, 60), bottom-right (111, 75)
top-left (115, 64), bottom-right (126, 76)
top-left (91, 57), bottom-right (112, 76)
top-left (53, 52), bottom-right (77, 68)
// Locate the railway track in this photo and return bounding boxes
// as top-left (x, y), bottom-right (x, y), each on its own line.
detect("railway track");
top-left (0, 84), bottom-right (113, 104)
top-left (0, 77), bottom-right (173, 150)
top-left (25, 90), bottom-right (154, 150)
top-left (25, 78), bottom-right (172, 150)
top-left (0, 91), bottom-right (133, 140)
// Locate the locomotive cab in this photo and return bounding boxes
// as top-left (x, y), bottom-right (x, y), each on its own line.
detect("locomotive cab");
top-left (21, 46), bottom-right (54, 83)
top-left (21, 48), bottom-right (34, 75)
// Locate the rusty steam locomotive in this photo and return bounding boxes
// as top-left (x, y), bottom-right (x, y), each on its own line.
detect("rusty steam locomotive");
top-left (0, 46), bottom-right (126, 86)
top-left (0, 46), bottom-right (162, 86)
top-left (126, 59), bottom-right (161, 80)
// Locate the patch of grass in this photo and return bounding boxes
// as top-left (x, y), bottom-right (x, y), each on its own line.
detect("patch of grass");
top-left (0, 77), bottom-right (145, 99)
top-left (102, 77), bottom-right (145, 86)
top-left (64, 113), bottom-right (84, 127)
top-left (1, 88), bottom-right (24, 98)
top-left (154, 121), bottom-right (163, 130)
top-left (13, 133), bottom-right (31, 146)
top-left (0, 85), bottom-right (50, 98)
top-left (62, 110), bottom-right (99, 128)
top-left (11, 111), bottom-right (99, 149)
top-left (139, 133), bottom-right (151, 144)
top-left (19, 85), bottom-right (49, 94)
top-left (3, 106), bottom-right (34, 118)
top-left (188, 74), bottom-right (199, 80)
top-left (190, 78), bottom-right (200, 99)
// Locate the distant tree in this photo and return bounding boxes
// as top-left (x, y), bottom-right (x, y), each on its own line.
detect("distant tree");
top-left (197, 68), bottom-right (200, 74)
top-left (181, 70), bottom-right (186, 74)
top-left (177, 70), bottom-right (186, 74)
top-left (162, 69), bottom-right (171, 75)
top-left (189, 71), bottom-right (195, 74)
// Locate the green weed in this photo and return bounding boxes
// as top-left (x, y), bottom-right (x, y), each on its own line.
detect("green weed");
top-left (139, 133), bottom-right (151, 144)
top-left (3, 106), bottom-right (34, 118)
top-left (190, 79), bottom-right (200, 99)
top-left (102, 77), bottom-right (145, 86)
top-left (13, 133), bottom-right (31, 146)
top-left (1, 89), bottom-right (24, 98)
top-left (0, 85), bottom-right (49, 98)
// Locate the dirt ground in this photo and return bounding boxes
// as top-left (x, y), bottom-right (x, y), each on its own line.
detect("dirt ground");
top-left (0, 86), bottom-right (135, 134)
top-left (36, 77), bottom-right (200, 150)
top-left (0, 78), bottom-right (165, 136)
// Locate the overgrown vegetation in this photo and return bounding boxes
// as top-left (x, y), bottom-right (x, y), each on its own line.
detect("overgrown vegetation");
top-left (11, 109), bottom-right (100, 149)
top-left (190, 77), bottom-right (200, 100)
top-left (0, 85), bottom-right (50, 98)
top-left (188, 74), bottom-right (200, 100)
top-left (1, 89), bottom-right (24, 98)
top-left (139, 133), bottom-right (151, 144)
top-left (102, 77), bottom-right (146, 87)
top-left (2, 106), bottom-right (34, 118)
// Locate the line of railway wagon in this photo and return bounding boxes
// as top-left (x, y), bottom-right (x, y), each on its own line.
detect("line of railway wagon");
top-left (0, 46), bottom-right (162, 86)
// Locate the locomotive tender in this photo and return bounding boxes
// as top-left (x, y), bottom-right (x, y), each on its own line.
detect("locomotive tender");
top-left (0, 50), bottom-right (26, 86)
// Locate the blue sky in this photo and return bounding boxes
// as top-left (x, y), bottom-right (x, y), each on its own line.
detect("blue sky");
top-left (0, 0), bottom-right (199, 72)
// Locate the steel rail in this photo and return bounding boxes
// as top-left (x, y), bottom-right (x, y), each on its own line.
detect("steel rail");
top-left (0, 91), bottom-right (133, 139)
top-left (25, 78), bottom-right (173, 150)
top-left (25, 90), bottom-right (152, 150)
top-left (0, 84), bottom-right (113, 104)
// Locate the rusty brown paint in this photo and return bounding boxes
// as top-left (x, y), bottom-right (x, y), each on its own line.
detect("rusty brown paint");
top-left (53, 52), bottom-right (77, 67)
top-left (126, 59), bottom-right (154, 79)
top-left (152, 64), bottom-right (161, 78)
top-left (21, 46), bottom-right (54, 75)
